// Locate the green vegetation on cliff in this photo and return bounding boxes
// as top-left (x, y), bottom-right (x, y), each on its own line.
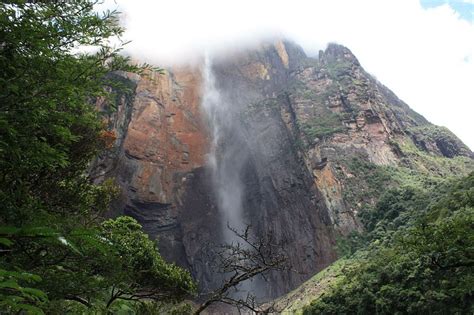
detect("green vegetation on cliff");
top-left (301, 113), bottom-right (345, 141)
top-left (338, 136), bottom-right (472, 215)
top-left (0, 1), bottom-right (195, 313)
top-left (303, 173), bottom-right (474, 314)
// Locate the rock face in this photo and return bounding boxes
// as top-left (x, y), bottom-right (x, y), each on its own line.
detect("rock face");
top-left (95, 40), bottom-right (473, 300)
top-left (93, 67), bottom-right (209, 267)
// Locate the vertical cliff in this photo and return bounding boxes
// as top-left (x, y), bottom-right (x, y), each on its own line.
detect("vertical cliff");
top-left (95, 40), bottom-right (473, 300)
top-left (93, 67), bottom-right (209, 269)
top-left (287, 43), bottom-right (472, 235)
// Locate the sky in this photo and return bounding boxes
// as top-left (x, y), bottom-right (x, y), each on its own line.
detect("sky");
top-left (100, 0), bottom-right (473, 149)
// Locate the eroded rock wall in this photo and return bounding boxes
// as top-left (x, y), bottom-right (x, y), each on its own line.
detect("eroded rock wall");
top-left (96, 40), bottom-right (473, 299)
top-left (94, 67), bottom-right (209, 267)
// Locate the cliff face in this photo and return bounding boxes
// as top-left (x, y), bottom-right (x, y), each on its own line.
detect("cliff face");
top-left (285, 43), bottom-right (472, 235)
top-left (95, 40), bottom-right (473, 299)
top-left (93, 67), bottom-right (209, 268)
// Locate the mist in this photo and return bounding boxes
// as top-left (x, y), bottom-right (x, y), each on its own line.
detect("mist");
top-left (99, 0), bottom-right (474, 304)
top-left (99, 0), bottom-right (473, 149)
top-left (201, 54), bottom-right (248, 241)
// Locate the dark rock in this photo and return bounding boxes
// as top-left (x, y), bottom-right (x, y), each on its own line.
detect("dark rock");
top-left (94, 40), bottom-right (473, 302)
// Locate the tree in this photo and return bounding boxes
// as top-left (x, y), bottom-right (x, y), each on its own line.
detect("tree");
top-left (304, 173), bottom-right (474, 314)
top-left (32, 216), bottom-right (196, 313)
top-left (0, 0), bottom-right (149, 225)
top-left (0, 1), bottom-right (195, 312)
top-left (100, 216), bottom-right (196, 308)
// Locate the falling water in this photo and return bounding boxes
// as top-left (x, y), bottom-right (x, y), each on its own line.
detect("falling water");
top-left (201, 54), bottom-right (270, 303)
top-left (201, 54), bottom-right (247, 242)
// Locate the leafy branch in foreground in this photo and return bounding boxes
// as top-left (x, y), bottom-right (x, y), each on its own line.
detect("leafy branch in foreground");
top-left (0, 269), bottom-right (47, 314)
top-left (100, 216), bottom-right (197, 308)
top-left (0, 1), bottom-right (192, 313)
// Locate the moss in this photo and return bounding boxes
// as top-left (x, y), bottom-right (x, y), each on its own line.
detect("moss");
top-left (410, 125), bottom-right (459, 143)
top-left (339, 152), bottom-right (467, 213)
top-left (276, 259), bottom-right (351, 314)
top-left (326, 60), bottom-right (353, 79)
top-left (352, 78), bottom-right (365, 87)
top-left (301, 112), bottom-right (345, 140)
top-left (397, 138), bottom-right (472, 177)
top-left (408, 125), bottom-right (470, 158)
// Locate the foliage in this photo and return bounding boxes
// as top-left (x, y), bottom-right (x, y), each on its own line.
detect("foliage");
top-left (339, 154), bottom-right (464, 213)
top-left (409, 125), bottom-right (470, 158)
top-left (34, 216), bottom-right (196, 313)
top-left (340, 157), bottom-right (397, 209)
top-left (100, 216), bottom-right (196, 305)
top-left (325, 60), bottom-right (353, 79)
top-left (0, 1), bottom-right (194, 312)
top-left (360, 186), bottom-right (428, 234)
top-left (337, 184), bottom-right (430, 256)
top-left (337, 146), bottom-right (472, 256)
top-left (335, 231), bottom-right (368, 257)
top-left (0, 269), bottom-right (47, 314)
top-left (304, 173), bottom-right (474, 314)
top-left (301, 112), bottom-right (345, 140)
top-left (396, 138), bottom-right (473, 178)
top-left (272, 259), bottom-right (349, 314)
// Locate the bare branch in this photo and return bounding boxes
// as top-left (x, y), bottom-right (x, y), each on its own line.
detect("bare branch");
top-left (194, 225), bottom-right (289, 314)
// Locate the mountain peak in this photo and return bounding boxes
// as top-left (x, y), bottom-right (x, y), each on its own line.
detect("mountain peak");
top-left (319, 43), bottom-right (360, 66)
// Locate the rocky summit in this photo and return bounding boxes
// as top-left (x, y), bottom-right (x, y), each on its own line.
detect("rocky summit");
top-left (92, 40), bottom-right (473, 300)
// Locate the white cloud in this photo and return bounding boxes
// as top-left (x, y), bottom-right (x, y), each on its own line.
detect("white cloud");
top-left (103, 0), bottom-right (473, 149)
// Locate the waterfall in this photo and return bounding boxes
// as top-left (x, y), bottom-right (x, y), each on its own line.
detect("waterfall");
top-left (201, 54), bottom-right (247, 242)
top-left (200, 54), bottom-right (272, 302)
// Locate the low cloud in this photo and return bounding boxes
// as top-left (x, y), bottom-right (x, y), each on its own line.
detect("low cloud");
top-left (102, 0), bottom-right (473, 149)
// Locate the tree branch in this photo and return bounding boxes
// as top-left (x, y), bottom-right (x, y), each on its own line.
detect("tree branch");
top-left (194, 225), bottom-right (288, 314)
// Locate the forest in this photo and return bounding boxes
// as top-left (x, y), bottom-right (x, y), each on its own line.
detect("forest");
top-left (0, 2), bottom-right (196, 313)
top-left (1, 1), bottom-right (473, 314)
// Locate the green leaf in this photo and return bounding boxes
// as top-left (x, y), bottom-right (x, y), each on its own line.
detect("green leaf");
top-left (0, 280), bottom-right (21, 290)
top-left (0, 226), bottom-right (20, 235)
top-left (20, 287), bottom-right (48, 301)
top-left (0, 237), bottom-right (13, 246)
top-left (15, 303), bottom-right (45, 315)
